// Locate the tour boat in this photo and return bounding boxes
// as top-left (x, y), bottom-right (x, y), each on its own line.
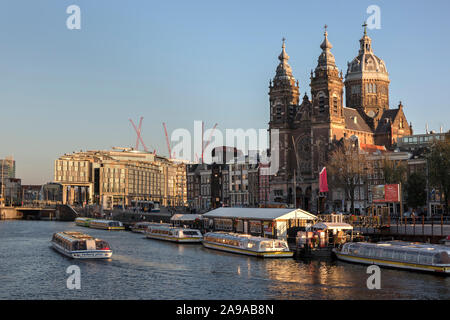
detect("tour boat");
top-left (130, 222), bottom-right (170, 233)
top-left (202, 232), bottom-right (293, 258)
top-left (75, 217), bottom-right (92, 227)
top-left (51, 231), bottom-right (112, 259)
top-left (333, 241), bottom-right (450, 274)
top-left (88, 219), bottom-right (124, 230)
top-left (145, 225), bottom-right (203, 243)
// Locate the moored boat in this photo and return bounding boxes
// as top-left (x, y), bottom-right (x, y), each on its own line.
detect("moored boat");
top-left (51, 231), bottom-right (112, 259)
top-left (89, 219), bottom-right (124, 230)
top-left (145, 225), bottom-right (203, 243)
top-left (202, 232), bottom-right (293, 258)
top-left (75, 217), bottom-right (92, 227)
top-left (130, 222), bottom-right (170, 233)
top-left (333, 241), bottom-right (450, 274)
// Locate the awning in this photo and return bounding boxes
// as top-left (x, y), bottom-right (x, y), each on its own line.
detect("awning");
top-left (311, 222), bottom-right (353, 231)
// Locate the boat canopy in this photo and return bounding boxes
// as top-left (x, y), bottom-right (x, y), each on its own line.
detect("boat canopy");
top-left (170, 214), bottom-right (203, 222)
top-left (311, 222), bottom-right (353, 231)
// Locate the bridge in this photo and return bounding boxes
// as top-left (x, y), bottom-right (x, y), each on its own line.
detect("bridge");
top-left (0, 205), bottom-right (77, 221)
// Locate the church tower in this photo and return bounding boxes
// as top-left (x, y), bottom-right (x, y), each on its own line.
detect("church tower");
top-left (268, 39), bottom-right (300, 204)
top-left (345, 23), bottom-right (390, 129)
top-left (310, 26), bottom-right (345, 127)
top-left (269, 38), bottom-right (300, 130)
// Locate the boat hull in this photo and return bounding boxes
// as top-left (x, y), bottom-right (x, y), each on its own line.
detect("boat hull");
top-left (333, 250), bottom-right (450, 274)
top-left (202, 240), bottom-right (294, 258)
top-left (52, 243), bottom-right (112, 259)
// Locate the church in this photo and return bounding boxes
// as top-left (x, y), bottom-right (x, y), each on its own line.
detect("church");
top-left (268, 25), bottom-right (413, 212)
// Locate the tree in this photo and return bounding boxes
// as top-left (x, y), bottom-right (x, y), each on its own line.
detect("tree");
top-left (327, 139), bottom-right (368, 214)
top-left (428, 138), bottom-right (450, 215)
top-left (381, 156), bottom-right (407, 185)
top-left (406, 172), bottom-right (427, 211)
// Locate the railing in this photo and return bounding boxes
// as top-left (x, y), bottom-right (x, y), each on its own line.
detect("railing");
top-left (317, 213), bottom-right (449, 237)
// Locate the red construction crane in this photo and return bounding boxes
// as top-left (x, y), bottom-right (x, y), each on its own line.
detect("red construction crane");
top-left (129, 117), bottom-right (148, 152)
top-left (162, 122), bottom-right (172, 159)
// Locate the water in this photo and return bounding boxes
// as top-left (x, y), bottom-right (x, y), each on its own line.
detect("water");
top-left (0, 220), bottom-right (449, 300)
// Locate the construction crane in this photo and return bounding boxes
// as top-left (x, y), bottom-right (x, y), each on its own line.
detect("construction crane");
top-left (129, 117), bottom-right (149, 152)
top-left (162, 122), bottom-right (172, 159)
top-left (201, 122), bottom-right (218, 163)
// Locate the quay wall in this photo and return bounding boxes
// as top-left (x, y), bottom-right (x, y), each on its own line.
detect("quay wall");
top-left (0, 207), bottom-right (22, 220)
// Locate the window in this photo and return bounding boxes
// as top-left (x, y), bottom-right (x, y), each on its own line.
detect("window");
top-left (319, 96), bottom-right (325, 113)
top-left (333, 97), bottom-right (338, 113)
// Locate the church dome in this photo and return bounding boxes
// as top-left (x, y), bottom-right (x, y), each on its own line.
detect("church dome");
top-left (345, 26), bottom-right (389, 82)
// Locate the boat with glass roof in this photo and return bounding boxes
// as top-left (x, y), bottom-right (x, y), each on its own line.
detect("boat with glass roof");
top-left (333, 241), bottom-right (450, 274)
top-left (145, 225), bottom-right (203, 243)
top-left (51, 231), bottom-right (112, 259)
top-left (202, 232), bottom-right (293, 258)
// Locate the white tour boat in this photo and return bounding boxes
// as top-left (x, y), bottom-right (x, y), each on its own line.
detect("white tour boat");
top-left (333, 241), bottom-right (450, 274)
top-left (75, 217), bottom-right (93, 227)
top-left (51, 231), bottom-right (113, 259)
top-left (130, 222), bottom-right (170, 233)
top-left (145, 225), bottom-right (203, 243)
top-left (89, 219), bottom-right (125, 230)
top-left (202, 232), bottom-right (293, 258)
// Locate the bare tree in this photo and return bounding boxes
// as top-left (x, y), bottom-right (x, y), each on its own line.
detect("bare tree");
top-left (327, 139), bottom-right (368, 214)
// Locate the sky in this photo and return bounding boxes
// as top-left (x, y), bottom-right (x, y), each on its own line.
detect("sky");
top-left (0, 0), bottom-right (449, 184)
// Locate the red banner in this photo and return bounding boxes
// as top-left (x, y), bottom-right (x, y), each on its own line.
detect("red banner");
top-left (319, 167), bottom-right (329, 193)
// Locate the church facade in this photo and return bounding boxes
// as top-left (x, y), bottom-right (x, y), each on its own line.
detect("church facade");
top-left (268, 26), bottom-right (413, 212)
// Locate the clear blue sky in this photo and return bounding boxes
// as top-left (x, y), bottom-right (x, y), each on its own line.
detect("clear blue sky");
top-left (0, 0), bottom-right (449, 184)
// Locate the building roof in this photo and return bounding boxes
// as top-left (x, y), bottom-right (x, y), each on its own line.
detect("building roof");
top-left (343, 107), bottom-right (372, 133)
top-left (360, 143), bottom-right (386, 154)
top-left (203, 207), bottom-right (317, 221)
top-left (376, 109), bottom-right (399, 134)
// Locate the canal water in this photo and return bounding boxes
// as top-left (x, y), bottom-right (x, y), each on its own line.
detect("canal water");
top-left (0, 220), bottom-right (449, 300)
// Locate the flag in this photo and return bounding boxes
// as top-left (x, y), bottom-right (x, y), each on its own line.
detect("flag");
top-left (319, 167), bottom-right (329, 193)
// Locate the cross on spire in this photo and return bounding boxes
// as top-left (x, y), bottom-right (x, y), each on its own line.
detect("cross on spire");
top-left (362, 21), bottom-right (368, 35)
top-left (324, 24), bottom-right (328, 35)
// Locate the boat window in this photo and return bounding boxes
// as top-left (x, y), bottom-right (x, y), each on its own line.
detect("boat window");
top-left (260, 242), bottom-right (273, 249)
top-left (96, 240), bottom-right (109, 250)
top-left (383, 249), bottom-right (394, 260)
top-left (247, 241), bottom-right (255, 249)
top-left (392, 250), bottom-right (403, 261)
top-left (274, 241), bottom-right (287, 249)
top-left (405, 252), bottom-right (418, 264)
top-left (182, 230), bottom-right (200, 236)
top-left (418, 253), bottom-right (432, 265)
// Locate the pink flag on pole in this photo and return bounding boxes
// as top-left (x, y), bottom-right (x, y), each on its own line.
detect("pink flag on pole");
top-left (319, 167), bottom-right (329, 193)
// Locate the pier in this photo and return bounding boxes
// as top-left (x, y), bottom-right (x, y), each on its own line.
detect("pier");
top-left (317, 214), bottom-right (450, 244)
